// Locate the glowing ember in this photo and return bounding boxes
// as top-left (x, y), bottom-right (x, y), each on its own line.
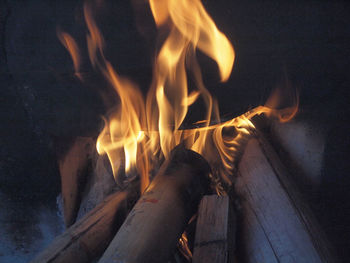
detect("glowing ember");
top-left (58, 0), bottom-right (298, 194)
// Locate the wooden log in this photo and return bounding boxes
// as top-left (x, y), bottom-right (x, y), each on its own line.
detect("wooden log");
top-left (58, 137), bottom-right (95, 227)
top-left (192, 195), bottom-right (235, 263)
top-left (235, 136), bottom-right (336, 263)
top-left (76, 153), bottom-right (117, 221)
top-left (30, 189), bottom-right (133, 263)
top-left (98, 146), bottom-right (211, 263)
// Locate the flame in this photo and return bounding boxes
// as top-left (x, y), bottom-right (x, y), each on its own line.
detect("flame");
top-left (59, 0), bottom-right (298, 193)
top-left (59, 1), bottom-right (298, 258)
top-left (146, 0), bottom-right (235, 166)
top-left (149, 0), bottom-right (234, 81)
top-left (57, 29), bottom-right (82, 79)
top-left (82, 2), bottom-right (150, 191)
top-left (178, 232), bottom-right (192, 261)
top-left (264, 82), bottom-right (299, 123)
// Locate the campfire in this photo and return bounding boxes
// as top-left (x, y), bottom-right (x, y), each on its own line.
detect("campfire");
top-left (29, 0), bottom-right (335, 262)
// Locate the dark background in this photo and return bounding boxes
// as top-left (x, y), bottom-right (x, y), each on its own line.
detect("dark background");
top-left (1, 0), bottom-right (349, 260)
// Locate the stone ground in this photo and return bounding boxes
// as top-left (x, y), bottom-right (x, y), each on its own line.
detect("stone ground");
top-left (0, 0), bottom-right (350, 262)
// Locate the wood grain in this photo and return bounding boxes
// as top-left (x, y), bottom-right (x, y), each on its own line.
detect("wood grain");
top-left (193, 195), bottom-right (235, 263)
top-left (59, 137), bottom-right (94, 227)
top-left (30, 190), bottom-right (128, 263)
top-left (98, 147), bottom-right (211, 263)
top-left (235, 137), bottom-right (335, 263)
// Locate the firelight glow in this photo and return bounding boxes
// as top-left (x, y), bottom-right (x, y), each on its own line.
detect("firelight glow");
top-left (58, 0), bottom-right (298, 193)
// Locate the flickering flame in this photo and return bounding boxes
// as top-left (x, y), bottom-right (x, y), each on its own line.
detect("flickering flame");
top-left (81, 2), bottom-right (150, 190)
top-left (57, 29), bottom-right (82, 79)
top-left (58, 0), bottom-right (297, 193)
top-left (58, 1), bottom-right (298, 259)
top-left (178, 232), bottom-right (192, 261)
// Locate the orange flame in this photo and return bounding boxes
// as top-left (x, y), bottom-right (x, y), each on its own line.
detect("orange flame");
top-left (264, 81), bottom-right (299, 123)
top-left (59, 0), bottom-right (298, 193)
top-left (57, 29), bottom-right (82, 79)
top-left (81, 2), bottom-right (150, 191)
top-left (178, 232), bottom-right (192, 261)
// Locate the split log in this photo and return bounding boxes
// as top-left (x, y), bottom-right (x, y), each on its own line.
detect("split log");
top-left (192, 195), bottom-right (236, 263)
top-left (30, 188), bottom-right (135, 263)
top-left (58, 137), bottom-right (95, 227)
top-left (235, 136), bottom-right (336, 263)
top-left (98, 146), bottom-right (211, 263)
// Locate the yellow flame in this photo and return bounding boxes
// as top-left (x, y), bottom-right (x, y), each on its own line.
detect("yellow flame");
top-left (82, 2), bottom-right (150, 191)
top-left (149, 0), bottom-right (234, 81)
top-left (60, 0), bottom-right (298, 194)
top-left (146, 0), bottom-right (236, 161)
top-left (178, 232), bottom-right (192, 261)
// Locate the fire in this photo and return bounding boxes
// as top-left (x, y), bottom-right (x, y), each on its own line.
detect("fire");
top-left (146, 0), bottom-right (234, 161)
top-left (58, 0), bottom-right (298, 193)
top-left (57, 29), bottom-right (82, 80)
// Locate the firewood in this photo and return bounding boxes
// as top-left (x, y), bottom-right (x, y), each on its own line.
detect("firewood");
top-left (192, 195), bottom-right (235, 263)
top-left (235, 136), bottom-right (336, 263)
top-left (58, 137), bottom-right (95, 227)
top-left (76, 153), bottom-right (117, 221)
top-left (98, 146), bottom-right (211, 263)
top-left (30, 188), bottom-right (135, 263)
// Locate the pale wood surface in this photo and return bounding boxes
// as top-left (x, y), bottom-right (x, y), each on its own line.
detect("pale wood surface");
top-left (77, 153), bottom-right (116, 221)
top-left (258, 134), bottom-right (334, 262)
top-left (235, 137), bottom-right (335, 263)
top-left (98, 147), bottom-right (211, 263)
top-left (236, 199), bottom-right (279, 263)
top-left (193, 195), bottom-right (234, 263)
top-left (30, 190), bottom-right (128, 263)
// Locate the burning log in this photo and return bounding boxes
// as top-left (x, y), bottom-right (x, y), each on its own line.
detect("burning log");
top-left (30, 187), bottom-right (137, 263)
top-left (98, 146), bottom-right (211, 263)
top-left (193, 195), bottom-right (236, 263)
top-left (235, 135), bottom-right (336, 263)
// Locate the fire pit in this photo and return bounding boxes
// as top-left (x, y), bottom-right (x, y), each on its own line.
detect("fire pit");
top-left (29, 0), bottom-right (334, 262)
top-left (1, 0), bottom-right (349, 262)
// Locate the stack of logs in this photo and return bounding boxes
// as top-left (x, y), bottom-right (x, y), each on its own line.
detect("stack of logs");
top-left (30, 128), bottom-right (336, 263)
